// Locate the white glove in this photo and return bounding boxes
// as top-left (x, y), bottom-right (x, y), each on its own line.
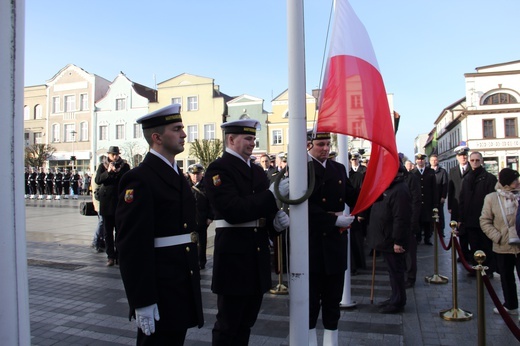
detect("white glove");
top-left (269, 178), bottom-right (290, 199)
top-left (335, 215), bottom-right (355, 228)
top-left (273, 210), bottom-right (290, 232)
top-left (135, 303), bottom-right (160, 336)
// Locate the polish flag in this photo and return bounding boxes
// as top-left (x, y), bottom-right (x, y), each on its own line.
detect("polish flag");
top-left (317, 0), bottom-right (398, 215)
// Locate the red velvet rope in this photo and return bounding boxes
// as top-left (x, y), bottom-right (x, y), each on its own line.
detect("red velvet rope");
top-left (435, 222), bottom-right (452, 251)
top-left (440, 234), bottom-right (520, 340)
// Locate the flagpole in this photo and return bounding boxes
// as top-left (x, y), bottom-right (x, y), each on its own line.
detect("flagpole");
top-left (287, 0), bottom-right (309, 344)
top-left (337, 134), bottom-right (357, 308)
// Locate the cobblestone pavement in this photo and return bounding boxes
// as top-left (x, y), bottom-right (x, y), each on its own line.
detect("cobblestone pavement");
top-left (25, 197), bottom-right (519, 345)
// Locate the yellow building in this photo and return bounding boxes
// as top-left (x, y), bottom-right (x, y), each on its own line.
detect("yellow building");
top-left (24, 84), bottom-right (48, 154)
top-left (153, 73), bottom-right (232, 170)
top-left (268, 89), bottom-right (317, 155)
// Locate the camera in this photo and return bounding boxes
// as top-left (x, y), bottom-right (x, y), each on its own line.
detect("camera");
top-left (114, 162), bottom-right (121, 169)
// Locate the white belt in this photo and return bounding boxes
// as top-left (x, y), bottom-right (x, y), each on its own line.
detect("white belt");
top-left (154, 234), bottom-right (192, 248)
top-left (215, 219), bottom-right (266, 228)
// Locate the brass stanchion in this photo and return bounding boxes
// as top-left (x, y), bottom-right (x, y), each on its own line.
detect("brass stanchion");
top-left (270, 234), bottom-right (288, 295)
top-left (425, 208), bottom-right (448, 284)
top-left (440, 221), bottom-right (472, 321)
top-left (473, 250), bottom-right (487, 346)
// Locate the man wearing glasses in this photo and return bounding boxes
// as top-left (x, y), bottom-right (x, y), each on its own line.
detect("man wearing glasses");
top-left (459, 151), bottom-right (497, 276)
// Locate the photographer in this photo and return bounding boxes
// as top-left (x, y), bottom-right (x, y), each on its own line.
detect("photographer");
top-left (95, 146), bottom-right (130, 266)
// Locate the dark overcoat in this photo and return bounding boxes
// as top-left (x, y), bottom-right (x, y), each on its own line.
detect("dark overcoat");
top-left (308, 158), bottom-right (357, 274)
top-left (115, 153), bottom-right (203, 330)
top-left (447, 165), bottom-right (470, 221)
top-left (411, 167), bottom-right (438, 222)
top-left (204, 152), bottom-right (279, 295)
top-left (95, 161), bottom-right (130, 216)
top-left (367, 176), bottom-right (411, 252)
top-left (459, 166), bottom-right (497, 228)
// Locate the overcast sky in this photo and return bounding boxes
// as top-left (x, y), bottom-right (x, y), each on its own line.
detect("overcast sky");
top-left (24, 0), bottom-right (520, 157)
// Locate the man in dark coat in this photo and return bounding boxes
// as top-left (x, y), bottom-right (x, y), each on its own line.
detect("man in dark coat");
top-left (116, 104), bottom-right (204, 345)
top-left (54, 168), bottom-right (63, 199)
top-left (204, 119), bottom-right (289, 345)
top-left (259, 153), bottom-right (277, 179)
top-left (459, 151), bottom-right (497, 273)
top-left (36, 167), bottom-right (45, 198)
top-left (186, 163), bottom-right (214, 270)
top-left (63, 168), bottom-right (71, 198)
top-left (28, 167), bottom-right (37, 198)
top-left (411, 153), bottom-right (438, 245)
top-left (403, 166), bottom-right (421, 289)
top-left (348, 152), bottom-right (367, 275)
top-left (367, 164), bottom-right (412, 313)
top-left (45, 168), bottom-right (55, 199)
top-left (306, 131), bottom-right (357, 345)
top-left (448, 146), bottom-right (471, 261)
top-left (429, 154), bottom-right (448, 235)
top-left (95, 146), bottom-right (130, 266)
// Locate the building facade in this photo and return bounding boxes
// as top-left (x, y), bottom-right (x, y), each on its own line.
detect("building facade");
top-left (94, 72), bottom-right (156, 169)
top-left (45, 64), bottom-right (110, 172)
top-left (434, 60), bottom-right (520, 176)
top-left (153, 73), bottom-right (232, 170)
top-left (24, 84), bottom-right (47, 149)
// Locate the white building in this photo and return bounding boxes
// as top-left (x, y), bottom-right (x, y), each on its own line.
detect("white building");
top-left (435, 60), bottom-right (520, 176)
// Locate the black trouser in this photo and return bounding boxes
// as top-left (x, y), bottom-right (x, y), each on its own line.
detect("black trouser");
top-left (103, 214), bottom-right (118, 260)
top-left (406, 229), bottom-right (418, 283)
top-left (309, 271), bottom-right (344, 330)
top-left (350, 219), bottom-right (367, 272)
top-left (467, 226), bottom-right (496, 272)
top-left (212, 293), bottom-right (263, 346)
top-left (382, 251), bottom-right (407, 307)
top-left (496, 253), bottom-right (520, 310)
top-left (197, 226), bottom-right (208, 268)
top-left (416, 221), bottom-right (432, 243)
top-left (55, 183), bottom-right (62, 196)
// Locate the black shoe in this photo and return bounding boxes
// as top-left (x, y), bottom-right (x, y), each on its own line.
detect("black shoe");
top-left (379, 305), bottom-right (404, 314)
top-left (405, 280), bottom-right (415, 289)
top-left (424, 241), bottom-right (433, 246)
top-left (377, 299), bottom-right (392, 307)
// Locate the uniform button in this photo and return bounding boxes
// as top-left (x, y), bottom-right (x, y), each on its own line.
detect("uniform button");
top-left (323, 232), bottom-right (327, 236)
top-left (338, 180), bottom-right (342, 184)
top-left (254, 228), bottom-right (258, 232)
top-left (186, 247), bottom-right (190, 252)
top-left (257, 247), bottom-right (261, 252)
top-left (183, 223), bottom-right (187, 228)
top-left (322, 198), bottom-right (326, 202)
top-left (339, 198), bottom-right (343, 202)
top-left (190, 270), bottom-right (193, 275)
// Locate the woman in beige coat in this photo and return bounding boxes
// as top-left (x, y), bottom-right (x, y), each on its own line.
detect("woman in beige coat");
top-left (480, 167), bottom-right (520, 317)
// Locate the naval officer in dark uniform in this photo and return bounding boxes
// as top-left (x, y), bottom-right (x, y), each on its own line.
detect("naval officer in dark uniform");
top-left (306, 131), bottom-right (357, 346)
top-left (116, 104), bottom-right (203, 345)
top-left (205, 119), bottom-right (290, 345)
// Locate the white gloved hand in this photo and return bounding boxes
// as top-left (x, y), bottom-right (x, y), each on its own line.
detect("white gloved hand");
top-left (273, 210), bottom-right (290, 232)
top-left (269, 178), bottom-right (290, 199)
top-left (335, 215), bottom-right (355, 228)
top-left (135, 303), bottom-right (160, 336)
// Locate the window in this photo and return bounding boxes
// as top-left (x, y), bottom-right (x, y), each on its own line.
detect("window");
top-left (64, 95), bottom-right (76, 112)
top-left (35, 104), bottom-right (43, 119)
top-left (99, 125), bottom-right (108, 140)
top-left (255, 139), bottom-right (260, 149)
top-left (187, 125), bottom-right (198, 142)
top-left (79, 122), bottom-right (88, 141)
top-left (34, 132), bottom-right (42, 144)
top-left (482, 119), bottom-right (495, 139)
top-left (272, 130), bottom-right (282, 145)
top-left (482, 93), bottom-right (518, 105)
top-left (116, 98), bottom-right (126, 111)
top-left (505, 118), bottom-right (517, 138)
top-left (80, 94), bottom-right (88, 111)
top-left (64, 124), bottom-right (76, 142)
top-left (116, 124), bottom-right (125, 140)
top-left (52, 124), bottom-right (60, 142)
top-left (133, 123), bottom-right (142, 138)
top-left (24, 106), bottom-right (30, 120)
top-left (187, 96), bottom-right (198, 111)
top-left (171, 97), bottom-right (182, 106)
top-left (24, 133), bottom-right (30, 146)
top-left (204, 124), bottom-right (215, 140)
top-left (351, 95), bottom-right (362, 109)
top-left (52, 97), bottom-right (60, 113)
